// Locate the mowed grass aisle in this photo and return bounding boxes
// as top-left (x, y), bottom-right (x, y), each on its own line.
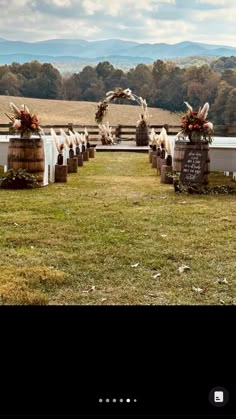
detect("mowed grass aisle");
top-left (0, 152), bottom-right (236, 305)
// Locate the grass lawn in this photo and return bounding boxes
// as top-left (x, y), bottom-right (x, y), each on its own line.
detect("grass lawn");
top-left (0, 152), bottom-right (236, 305)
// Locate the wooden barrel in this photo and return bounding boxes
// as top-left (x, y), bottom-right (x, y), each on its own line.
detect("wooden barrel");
top-left (136, 124), bottom-right (149, 146)
top-left (67, 157), bottom-right (78, 173)
top-left (8, 137), bottom-right (45, 185)
top-left (55, 164), bottom-right (67, 182)
top-left (173, 141), bottom-right (210, 184)
top-left (161, 165), bottom-right (173, 184)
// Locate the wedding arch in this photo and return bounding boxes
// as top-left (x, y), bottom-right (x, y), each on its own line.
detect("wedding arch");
top-left (95, 87), bottom-right (150, 145)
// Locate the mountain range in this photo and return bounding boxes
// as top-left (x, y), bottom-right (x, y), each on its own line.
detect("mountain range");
top-left (0, 38), bottom-right (236, 70)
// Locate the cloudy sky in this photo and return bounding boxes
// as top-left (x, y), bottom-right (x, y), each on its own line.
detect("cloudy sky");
top-left (0, 0), bottom-right (235, 46)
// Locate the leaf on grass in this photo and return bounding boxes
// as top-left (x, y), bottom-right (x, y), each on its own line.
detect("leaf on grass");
top-left (101, 298), bottom-right (107, 302)
top-left (120, 230), bottom-right (125, 233)
top-left (153, 273), bottom-right (161, 279)
top-left (160, 196), bottom-right (167, 199)
top-left (180, 201), bottom-right (187, 204)
top-left (13, 222), bottom-right (19, 226)
top-left (218, 278), bottom-right (229, 285)
top-left (160, 234), bottom-right (167, 238)
top-left (30, 246), bottom-right (34, 249)
top-left (82, 286), bottom-right (96, 294)
top-left (131, 263), bottom-right (139, 268)
top-left (192, 286), bottom-right (206, 294)
top-left (178, 265), bottom-right (191, 274)
top-left (220, 300), bottom-right (225, 305)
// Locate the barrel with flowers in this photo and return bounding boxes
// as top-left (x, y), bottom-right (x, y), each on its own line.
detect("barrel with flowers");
top-left (173, 102), bottom-right (213, 186)
top-left (6, 103), bottom-right (45, 185)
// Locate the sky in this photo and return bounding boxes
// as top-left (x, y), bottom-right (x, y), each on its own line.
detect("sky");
top-left (0, 0), bottom-right (236, 47)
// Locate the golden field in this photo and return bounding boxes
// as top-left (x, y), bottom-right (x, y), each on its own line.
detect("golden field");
top-left (0, 95), bottom-right (181, 126)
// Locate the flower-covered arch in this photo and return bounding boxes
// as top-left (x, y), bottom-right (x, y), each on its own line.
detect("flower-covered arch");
top-left (95, 87), bottom-right (150, 144)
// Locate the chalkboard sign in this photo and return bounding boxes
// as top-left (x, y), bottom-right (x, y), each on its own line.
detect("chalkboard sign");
top-left (180, 148), bottom-right (208, 185)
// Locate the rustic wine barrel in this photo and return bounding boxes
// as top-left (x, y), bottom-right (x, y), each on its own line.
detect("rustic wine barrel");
top-left (173, 141), bottom-right (210, 184)
top-left (55, 164), bottom-right (67, 182)
top-left (8, 137), bottom-right (45, 185)
top-left (136, 124), bottom-right (149, 146)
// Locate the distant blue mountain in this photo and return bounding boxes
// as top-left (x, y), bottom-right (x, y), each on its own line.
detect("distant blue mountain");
top-left (0, 38), bottom-right (236, 72)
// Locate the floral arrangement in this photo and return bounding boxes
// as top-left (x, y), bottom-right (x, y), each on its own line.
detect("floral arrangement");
top-left (98, 122), bottom-right (114, 145)
top-left (180, 102), bottom-right (214, 143)
top-left (5, 102), bottom-right (42, 138)
top-left (95, 100), bottom-right (109, 124)
top-left (136, 97), bottom-right (150, 127)
top-left (95, 88), bottom-right (136, 124)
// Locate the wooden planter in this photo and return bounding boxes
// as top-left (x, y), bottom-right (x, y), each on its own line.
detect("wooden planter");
top-left (82, 151), bottom-right (89, 161)
top-left (152, 154), bottom-right (157, 168)
top-left (136, 124), bottom-right (149, 146)
top-left (77, 154), bottom-right (83, 166)
top-left (55, 164), bottom-right (67, 182)
top-left (7, 137), bottom-right (45, 186)
top-left (88, 148), bottom-right (95, 158)
top-left (67, 157), bottom-right (78, 173)
top-left (161, 165), bottom-right (173, 184)
top-left (173, 140), bottom-right (210, 185)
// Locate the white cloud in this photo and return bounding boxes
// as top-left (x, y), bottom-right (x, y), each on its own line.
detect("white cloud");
top-left (81, 0), bottom-right (175, 17)
top-left (197, 0), bottom-right (235, 6)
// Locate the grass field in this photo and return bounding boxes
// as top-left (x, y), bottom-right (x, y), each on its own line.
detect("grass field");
top-left (0, 95), bottom-right (181, 125)
top-left (0, 152), bottom-right (236, 305)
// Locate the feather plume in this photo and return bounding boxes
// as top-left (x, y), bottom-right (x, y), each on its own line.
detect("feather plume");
top-left (199, 102), bottom-right (209, 120)
top-left (184, 101), bottom-right (193, 113)
top-left (10, 102), bottom-right (20, 115)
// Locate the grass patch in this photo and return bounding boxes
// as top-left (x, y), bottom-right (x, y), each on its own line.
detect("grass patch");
top-left (0, 152), bottom-right (236, 305)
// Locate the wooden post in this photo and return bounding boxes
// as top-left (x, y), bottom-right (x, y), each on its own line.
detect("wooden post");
top-left (161, 165), bottom-right (173, 184)
top-left (82, 151), bottom-right (89, 161)
top-left (160, 158), bottom-right (166, 172)
top-left (149, 150), bottom-right (153, 163)
top-left (156, 156), bottom-right (161, 175)
top-left (115, 124), bottom-right (121, 139)
top-left (67, 123), bottom-right (74, 134)
top-left (67, 157), bottom-right (78, 173)
top-left (55, 164), bottom-right (68, 182)
top-left (152, 154), bottom-right (157, 168)
top-left (77, 154), bottom-right (83, 166)
top-left (88, 148), bottom-right (95, 158)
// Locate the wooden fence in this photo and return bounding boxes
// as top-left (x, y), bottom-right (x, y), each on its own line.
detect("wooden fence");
top-left (1, 123), bottom-right (236, 141)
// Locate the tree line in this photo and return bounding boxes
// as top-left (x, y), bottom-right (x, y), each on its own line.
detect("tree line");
top-left (1, 56), bottom-right (236, 125)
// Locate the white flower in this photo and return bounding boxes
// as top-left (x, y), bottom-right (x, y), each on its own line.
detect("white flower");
top-left (13, 119), bottom-right (21, 129)
top-left (204, 122), bottom-right (213, 131)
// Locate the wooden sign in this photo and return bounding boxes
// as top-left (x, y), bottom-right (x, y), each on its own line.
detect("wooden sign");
top-left (180, 148), bottom-right (208, 185)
